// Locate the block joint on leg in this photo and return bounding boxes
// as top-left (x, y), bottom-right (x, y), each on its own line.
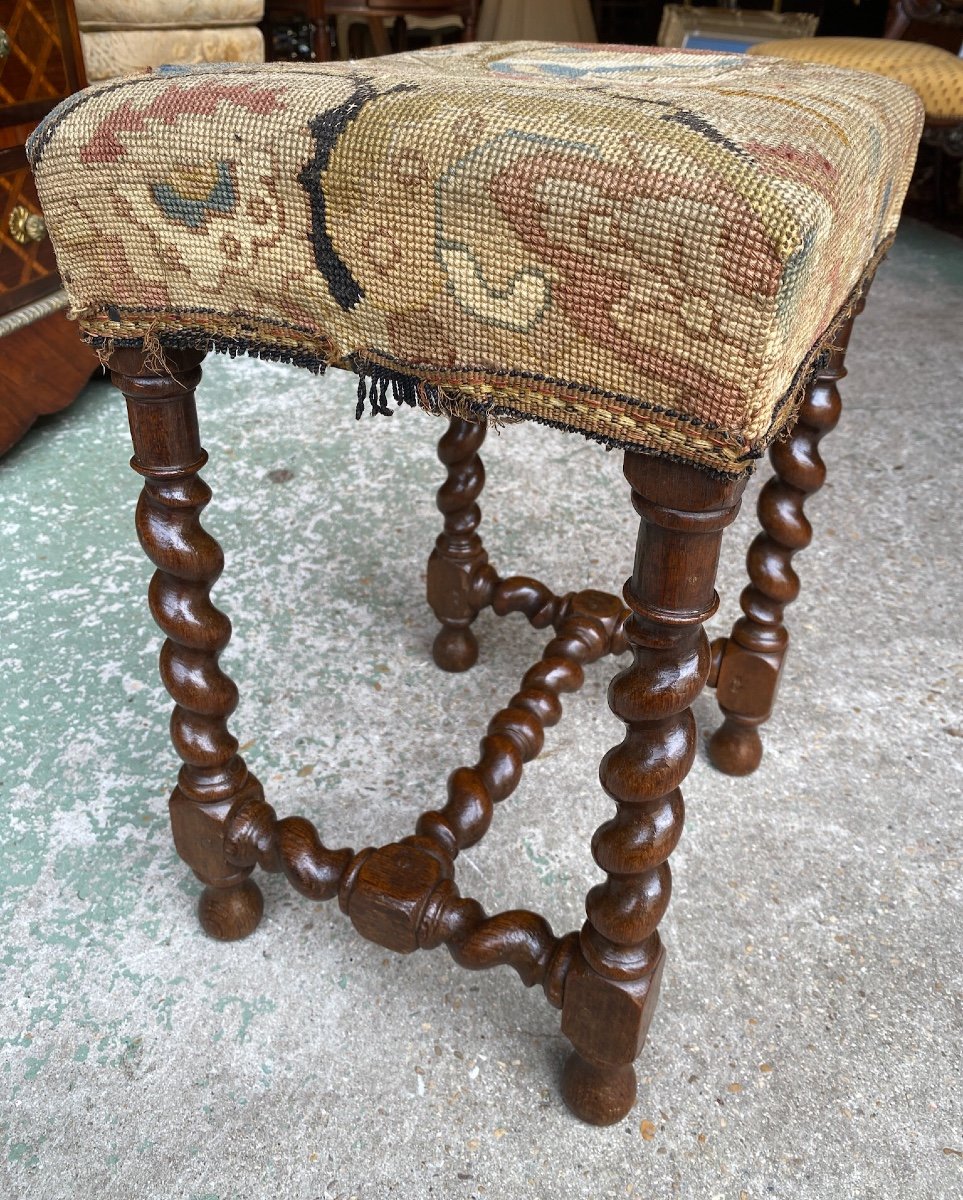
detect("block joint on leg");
top-left (561, 455), bottom-right (747, 1125)
top-left (111, 346), bottom-right (265, 941)
top-left (708, 299), bottom-right (864, 776)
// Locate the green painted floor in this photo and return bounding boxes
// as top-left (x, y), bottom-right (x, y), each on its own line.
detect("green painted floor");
top-left (1, 219), bottom-right (961, 1199)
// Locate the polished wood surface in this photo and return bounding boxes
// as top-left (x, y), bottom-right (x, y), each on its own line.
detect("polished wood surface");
top-left (707, 300), bottom-right (863, 775)
top-left (101, 317), bottom-right (872, 1124)
top-left (0, 0), bottom-right (91, 454)
top-left (0, 306), bottom-right (98, 452)
top-left (0, 148), bottom-right (59, 315)
top-left (111, 347), bottom-right (266, 941)
top-left (0, 0), bottom-right (87, 312)
top-left (0, 0), bottom-right (86, 116)
top-left (561, 455), bottom-right (746, 1124)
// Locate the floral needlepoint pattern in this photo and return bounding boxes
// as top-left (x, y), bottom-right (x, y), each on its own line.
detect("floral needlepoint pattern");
top-left (28, 43), bottom-right (923, 474)
top-left (151, 161), bottom-right (238, 229)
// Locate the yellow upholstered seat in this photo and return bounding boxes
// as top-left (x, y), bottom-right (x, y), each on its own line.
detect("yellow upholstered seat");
top-left (750, 37), bottom-right (963, 122)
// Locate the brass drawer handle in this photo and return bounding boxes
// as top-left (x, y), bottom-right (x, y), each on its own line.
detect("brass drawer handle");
top-left (8, 205), bottom-right (46, 245)
top-left (0, 28), bottom-right (9, 60)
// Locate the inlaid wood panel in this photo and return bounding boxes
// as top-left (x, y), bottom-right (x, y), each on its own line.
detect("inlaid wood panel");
top-left (0, 0), bottom-right (85, 120)
top-left (0, 0), bottom-right (90, 456)
top-left (0, 157), bottom-right (58, 314)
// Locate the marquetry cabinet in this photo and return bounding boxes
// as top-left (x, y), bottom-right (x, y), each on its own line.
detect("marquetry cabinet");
top-left (0, 0), bottom-right (99, 455)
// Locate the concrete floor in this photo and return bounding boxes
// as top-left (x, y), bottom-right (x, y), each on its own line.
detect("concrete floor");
top-left (1, 219), bottom-right (961, 1199)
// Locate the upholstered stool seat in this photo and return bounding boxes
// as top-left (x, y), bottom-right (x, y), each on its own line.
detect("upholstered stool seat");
top-left (31, 43), bottom-right (920, 472)
top-left (28, 44), bottom-right (922, 1125)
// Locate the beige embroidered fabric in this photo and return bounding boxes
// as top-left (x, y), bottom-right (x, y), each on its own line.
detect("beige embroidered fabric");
top-left (74, 0), bottom-right (265, 31)
top-left (80, 28), bottom-right (266, 81)
top-left (28, 43), bottom-right (923, 473)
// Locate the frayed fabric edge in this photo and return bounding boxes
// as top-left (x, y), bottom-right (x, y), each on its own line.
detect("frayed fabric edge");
top-left (74, 238), bottom-right (893, 480)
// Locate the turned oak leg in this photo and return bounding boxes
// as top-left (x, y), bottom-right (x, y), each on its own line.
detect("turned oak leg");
top-left (427, 415), bottom-right (491, 672)
top-left (707, 300), bottom-right (863, 776)
top-left (111, 347), bottom-right (265, 941)
top-left (561, 455), bottom-right (746, 1125)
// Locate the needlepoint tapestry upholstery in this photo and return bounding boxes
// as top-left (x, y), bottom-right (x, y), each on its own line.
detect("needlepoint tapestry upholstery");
top-left (28, 42), bottom-right (923, 473)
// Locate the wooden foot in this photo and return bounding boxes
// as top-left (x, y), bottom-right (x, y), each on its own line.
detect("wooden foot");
top-left (110, 346), bottom-right (265, 939)
top-left (561, 1053), bottom-right (637, 1126)
top-left (432, 624), bottom-right (479, 673)
top-left (198, 879), bottom-right (265, 941)
top-left (706, 715), bottom-right (762, 777)
top-left (708, 299), bottom-right (864, 775)
top-left (426, 416), bottom-right (495, 672)
top-left (561, 455), bottom-right (746, 1124)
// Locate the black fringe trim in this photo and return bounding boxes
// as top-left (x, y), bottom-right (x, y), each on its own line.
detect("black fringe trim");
top-left (83, 303), bottom-right (755, 446)
top-left (350, 359), bottom-right (762, 477)
top-left (83, 324), bottom-right (764, 476)
top-left (354, 361), bottom-right (427, 418)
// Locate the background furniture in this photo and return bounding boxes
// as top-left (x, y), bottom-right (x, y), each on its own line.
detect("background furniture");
top-left (74, 0), bottom-right (265, 81)
top-left (658, 2), bottom-right (818, 50)
top-left (325, 0), bottom-right (477, 58)
top-left (887, 0), bottom-right (963, 47)
top-left (593, 1), bottom-right (884, 45)
top-left (263, 0), bottom-right (330, 59)
top-left (323, 0), bottom-right (599, 57)
top-left (0, 0), bottom-right (98, 454)
top-left (478, 0), bottom-right (597, 41)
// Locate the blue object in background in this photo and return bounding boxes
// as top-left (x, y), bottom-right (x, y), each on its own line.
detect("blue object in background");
top-left (683, 34), bottom-right (757, 53)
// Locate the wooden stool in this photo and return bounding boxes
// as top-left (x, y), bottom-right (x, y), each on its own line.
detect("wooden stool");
top-left (28, 43), bottom-right (922, 1125)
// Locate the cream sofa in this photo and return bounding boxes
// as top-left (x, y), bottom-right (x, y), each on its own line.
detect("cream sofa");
top-left (75, 0), bottom-right (266, 81)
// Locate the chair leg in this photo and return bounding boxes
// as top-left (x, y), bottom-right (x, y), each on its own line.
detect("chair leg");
top-left (561, 454), bottom-right (747, 1125)
top-left (110, 347), bottom-right (265, 941)
top-left (427, 415), bottom-right (491, 672)
top-left (707, 299), bottom-right (863, 776)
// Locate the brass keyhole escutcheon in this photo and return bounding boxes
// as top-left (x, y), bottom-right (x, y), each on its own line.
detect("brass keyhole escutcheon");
top-left (8, 204), bottom-right (46, 245)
